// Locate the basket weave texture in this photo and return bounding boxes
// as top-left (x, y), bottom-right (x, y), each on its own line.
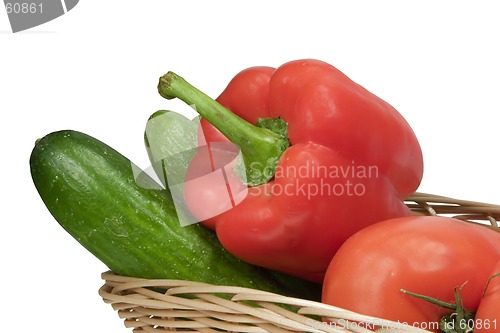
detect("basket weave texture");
top-left (100, 192), bottom-right (500, 333)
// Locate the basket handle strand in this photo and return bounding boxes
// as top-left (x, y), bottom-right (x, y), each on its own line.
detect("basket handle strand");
top-left (405, 192), bottom-right (499, 230)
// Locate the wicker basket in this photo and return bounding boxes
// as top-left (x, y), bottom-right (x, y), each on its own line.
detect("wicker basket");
top-left (99, 192), bottom-right (500, 333)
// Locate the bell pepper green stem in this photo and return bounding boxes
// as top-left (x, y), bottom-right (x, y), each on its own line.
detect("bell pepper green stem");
top-left (158, 71), bottom-right (289, 186)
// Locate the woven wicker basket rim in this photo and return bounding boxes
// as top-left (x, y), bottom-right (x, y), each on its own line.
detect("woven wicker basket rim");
top-left (100, 271), bottom-right (433, 333)
top-left (405, 192), bottom-right (499, 229)
top-left (100, 192), bottom-right (499, 332)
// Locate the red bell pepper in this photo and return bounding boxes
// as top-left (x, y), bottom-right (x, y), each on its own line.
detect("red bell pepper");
top-left (158, 59), bottom-right (423, 282)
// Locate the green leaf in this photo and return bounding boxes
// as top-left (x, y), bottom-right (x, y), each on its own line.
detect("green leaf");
top-left (144, 110), bottom-right (200, 226)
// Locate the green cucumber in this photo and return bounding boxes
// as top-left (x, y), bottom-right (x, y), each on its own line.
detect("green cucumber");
top-left (30, 130), bottom-right (320, 300)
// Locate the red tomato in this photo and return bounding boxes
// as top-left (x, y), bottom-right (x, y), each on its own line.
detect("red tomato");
top-left (475, 261), bottom-right (500, 333)
top-left (322, 216), bottom-right (500, 332)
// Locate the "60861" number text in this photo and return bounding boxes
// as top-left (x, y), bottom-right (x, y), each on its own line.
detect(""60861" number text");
top-left (5, 2), bottom-right (43, 14)
top-left (460, 319), bottom-right (497, 331)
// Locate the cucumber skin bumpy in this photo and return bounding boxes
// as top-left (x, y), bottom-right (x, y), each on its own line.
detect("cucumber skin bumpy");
top-left (29, 130), bottom-right (321, 300)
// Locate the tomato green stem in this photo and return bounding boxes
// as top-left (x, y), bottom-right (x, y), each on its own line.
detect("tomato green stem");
top-left (400, 289), bottom-right (457, 310)
top-left (401, 286), bottom-right (475, 333)
top-left (158, 71), bottom-right (289, 186)
top-left (482, 273), bottom-right (500, 297)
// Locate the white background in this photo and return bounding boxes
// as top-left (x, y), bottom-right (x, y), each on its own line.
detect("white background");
top-left (1, 1), bottom-right (499, 332)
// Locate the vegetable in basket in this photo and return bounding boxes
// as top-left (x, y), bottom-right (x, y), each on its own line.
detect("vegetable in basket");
top-left (29, 130), bottom-right (321, 301)
top-left (321, 216), bottom-right (500, 332)
top-left (157, 58), bottom-right (424, 283)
